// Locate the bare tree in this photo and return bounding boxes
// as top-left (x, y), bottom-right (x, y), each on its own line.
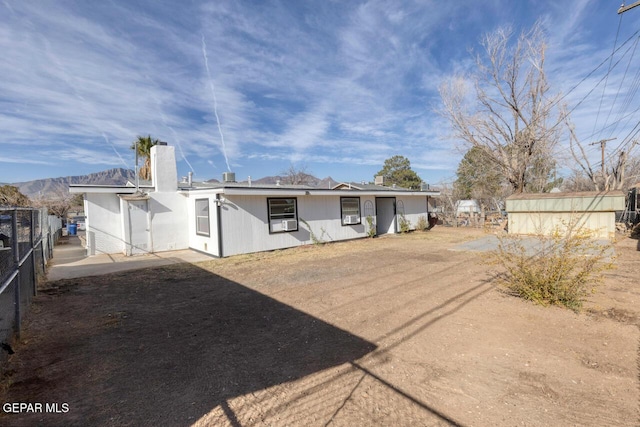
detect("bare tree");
top-left (565, 117), bottom-right (638, 191)
top-left (280, 164), bottom-right (314, 185)
top-left (439, 22), bottom-right (561, 194)
top-left (31, 191), bottom-right (83, 218)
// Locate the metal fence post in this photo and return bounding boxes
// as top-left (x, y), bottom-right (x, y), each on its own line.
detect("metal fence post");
top-left (11, 209), bottom-right (20, 338)
top-left (31, 210), bottom-right (38, 297)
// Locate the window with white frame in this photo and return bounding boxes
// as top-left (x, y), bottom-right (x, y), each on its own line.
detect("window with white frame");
top-left (268, 198), bottom-right (298, 233)
top-left (195, 198), bottom-right (210, 236)
top-left (341, 197), bottom-right (361, 225)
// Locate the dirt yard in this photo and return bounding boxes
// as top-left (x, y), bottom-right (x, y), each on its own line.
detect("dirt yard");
top-left (1, 227), bottom-right (638, 426)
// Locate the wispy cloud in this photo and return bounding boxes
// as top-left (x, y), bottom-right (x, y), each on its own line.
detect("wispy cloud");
top-left (1, 0), bottom-right (639, 184)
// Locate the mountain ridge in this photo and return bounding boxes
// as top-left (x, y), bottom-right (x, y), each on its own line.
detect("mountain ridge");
top-left (10, 169), bottom-right (343, 198)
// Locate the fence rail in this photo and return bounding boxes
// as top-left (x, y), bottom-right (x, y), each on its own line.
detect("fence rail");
top-left (0, 208), bottom-right (61, 358)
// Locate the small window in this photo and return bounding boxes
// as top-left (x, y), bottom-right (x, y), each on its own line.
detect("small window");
top-left (341, 197), bottom-right (361, 225)
top-left (195, 198), bottom-right (210, 236)
top-left (268, 198), bottom-right (298, 233)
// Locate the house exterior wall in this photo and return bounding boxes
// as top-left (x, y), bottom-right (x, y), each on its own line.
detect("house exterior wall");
top-left (148, 192), bottom-right (189, 252)
top-left (187, 194), bottom-right (220, 257)
top-left (85, 193), bottom-right (124, 255)
top-left (397, 196), bottom-right (428, 230)
top-left (219, 195), bottom-right (371, 257)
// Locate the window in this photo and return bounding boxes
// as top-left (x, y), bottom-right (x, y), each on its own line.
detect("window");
top-left (341, 197), bottom-right (361, 225)
top-left (268, 198), bottom-right (298, 233)
top-left (195, 198), bottom-right (210, 236)
top-left (363, 200), bottom-right (374, 217)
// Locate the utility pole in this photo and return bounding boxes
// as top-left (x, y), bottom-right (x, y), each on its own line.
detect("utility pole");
top-left (589, 138), bottom-right (616, 177)
top-left (618, 1), bottom-right (640, 14)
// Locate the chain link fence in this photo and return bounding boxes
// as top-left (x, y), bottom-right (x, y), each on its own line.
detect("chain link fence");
top-left (0, 207), bottom-right (61, 361)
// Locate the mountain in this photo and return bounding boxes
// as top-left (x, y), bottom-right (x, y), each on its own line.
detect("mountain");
top-left (11, 169), bottom-right (342, 199)
top-left (12, 168), bottom-right (136, 199)
top-left (252, 174), bottom-right (339, 188)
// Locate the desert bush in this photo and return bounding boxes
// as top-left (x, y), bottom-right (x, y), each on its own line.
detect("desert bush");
top-left (492, 222), bottom-right (615, 311)
top-left (416, 215), bottom-right (429, 231)
top-left (366, 215), bottom-right (376, 238)
top-left (398, 213), bottom-right (411, 233)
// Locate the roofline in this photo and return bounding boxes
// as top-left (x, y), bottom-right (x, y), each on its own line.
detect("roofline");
top-left (506, 190), bottom-right (625, 200)
top-left (71, 183), bottom-right (441, 197)
top-left (180, 186), bottom-right (440, 197)
top-left (69, 185), bottom-right (152, 194)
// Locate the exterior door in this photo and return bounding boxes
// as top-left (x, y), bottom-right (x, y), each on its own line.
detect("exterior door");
top-left (375, 197), bottom-right (396, 235)
top-left (127, 200), bottom-right (150, 255)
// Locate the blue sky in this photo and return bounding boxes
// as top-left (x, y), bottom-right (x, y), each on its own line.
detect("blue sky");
top-left (1, 0), bottom-right (639, 185)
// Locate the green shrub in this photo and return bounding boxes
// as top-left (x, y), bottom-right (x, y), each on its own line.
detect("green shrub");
top-left (366, 215), bottom-right (376, 238)
top-left (492, 223), bottom-right (615, 311)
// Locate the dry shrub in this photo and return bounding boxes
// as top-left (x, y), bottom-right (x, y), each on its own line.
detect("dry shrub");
top-left (492, 222), bottom-right (615, 311)
top-left (416, 215), bottom-right (429, 231)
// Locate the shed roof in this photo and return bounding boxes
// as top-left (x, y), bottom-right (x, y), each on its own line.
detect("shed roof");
top-left (506, 190), bottom-right (625, 200)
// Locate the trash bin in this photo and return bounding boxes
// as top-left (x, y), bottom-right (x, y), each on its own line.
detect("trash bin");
top-left (68, 223), bottom-right (77, 236)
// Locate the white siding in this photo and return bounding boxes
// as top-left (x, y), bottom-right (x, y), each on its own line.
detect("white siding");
top-left (85, 193), bottom-right (125, 255)
top-left (188, 195), bottom-right (220, 257)
top-left (397, 196), bottom-right (428, 231)
top-left (220, 195), bottom-right (371, 257)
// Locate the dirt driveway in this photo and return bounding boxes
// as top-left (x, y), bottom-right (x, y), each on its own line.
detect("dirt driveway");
top-left (1, 228), bottom-right (638, 426)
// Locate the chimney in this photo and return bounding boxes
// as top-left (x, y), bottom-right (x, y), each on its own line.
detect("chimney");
top-left (188, 171), bottom-right (193, 187)
top-left (150, 144), bottom-right (177, 192)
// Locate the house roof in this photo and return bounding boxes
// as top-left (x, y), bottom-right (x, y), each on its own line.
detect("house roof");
top-left (70, 180), bottom-right (440, 197)
top-left (332, 182), bottom-right (415, 191)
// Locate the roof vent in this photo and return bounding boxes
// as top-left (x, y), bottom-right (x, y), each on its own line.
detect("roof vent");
top-left (222, 172), bottom-right (236, 183)
top-left (157, 141), bottom-right (168, 146)
top-left (374, 176), bottom-right (385, 185)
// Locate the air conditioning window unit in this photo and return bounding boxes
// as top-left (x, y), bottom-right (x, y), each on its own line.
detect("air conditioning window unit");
top-left (281, 219), bottom-right (298, 231)
top-left (344, 215), bottom-right (359, 224)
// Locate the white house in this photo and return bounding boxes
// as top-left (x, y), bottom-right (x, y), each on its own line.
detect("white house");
top-left (70, 144), bottom-right (440, 258)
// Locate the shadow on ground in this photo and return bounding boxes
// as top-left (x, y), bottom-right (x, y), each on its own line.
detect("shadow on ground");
top-left (1, 264), bottom-right (376, 426)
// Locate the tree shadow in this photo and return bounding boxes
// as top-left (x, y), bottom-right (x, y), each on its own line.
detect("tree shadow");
top-left (2, 264), bottom-right (376, 426)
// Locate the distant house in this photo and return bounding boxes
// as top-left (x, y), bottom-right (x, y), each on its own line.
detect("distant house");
top-left (70, 145), bottom-right (440, 258)
top-left (455, 200), bottom-right (480, 215)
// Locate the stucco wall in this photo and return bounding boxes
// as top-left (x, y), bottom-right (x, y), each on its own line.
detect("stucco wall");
top-left (86, 193), bottom-right (124, 255)
top-left (148, 192), bottom-right (189, 252)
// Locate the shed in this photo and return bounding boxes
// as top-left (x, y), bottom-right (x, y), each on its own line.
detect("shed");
top-left (506, 191), bottom-right (626, 240)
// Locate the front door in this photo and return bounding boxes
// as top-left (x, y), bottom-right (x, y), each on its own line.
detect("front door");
top-left (375, 197), bottom-right (396, 235)
top-left (127, 200), bottom-right (150, 255)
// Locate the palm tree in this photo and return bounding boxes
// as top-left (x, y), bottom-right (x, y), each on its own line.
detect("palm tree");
top-left (130, 135), bottom-right (159, 181)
